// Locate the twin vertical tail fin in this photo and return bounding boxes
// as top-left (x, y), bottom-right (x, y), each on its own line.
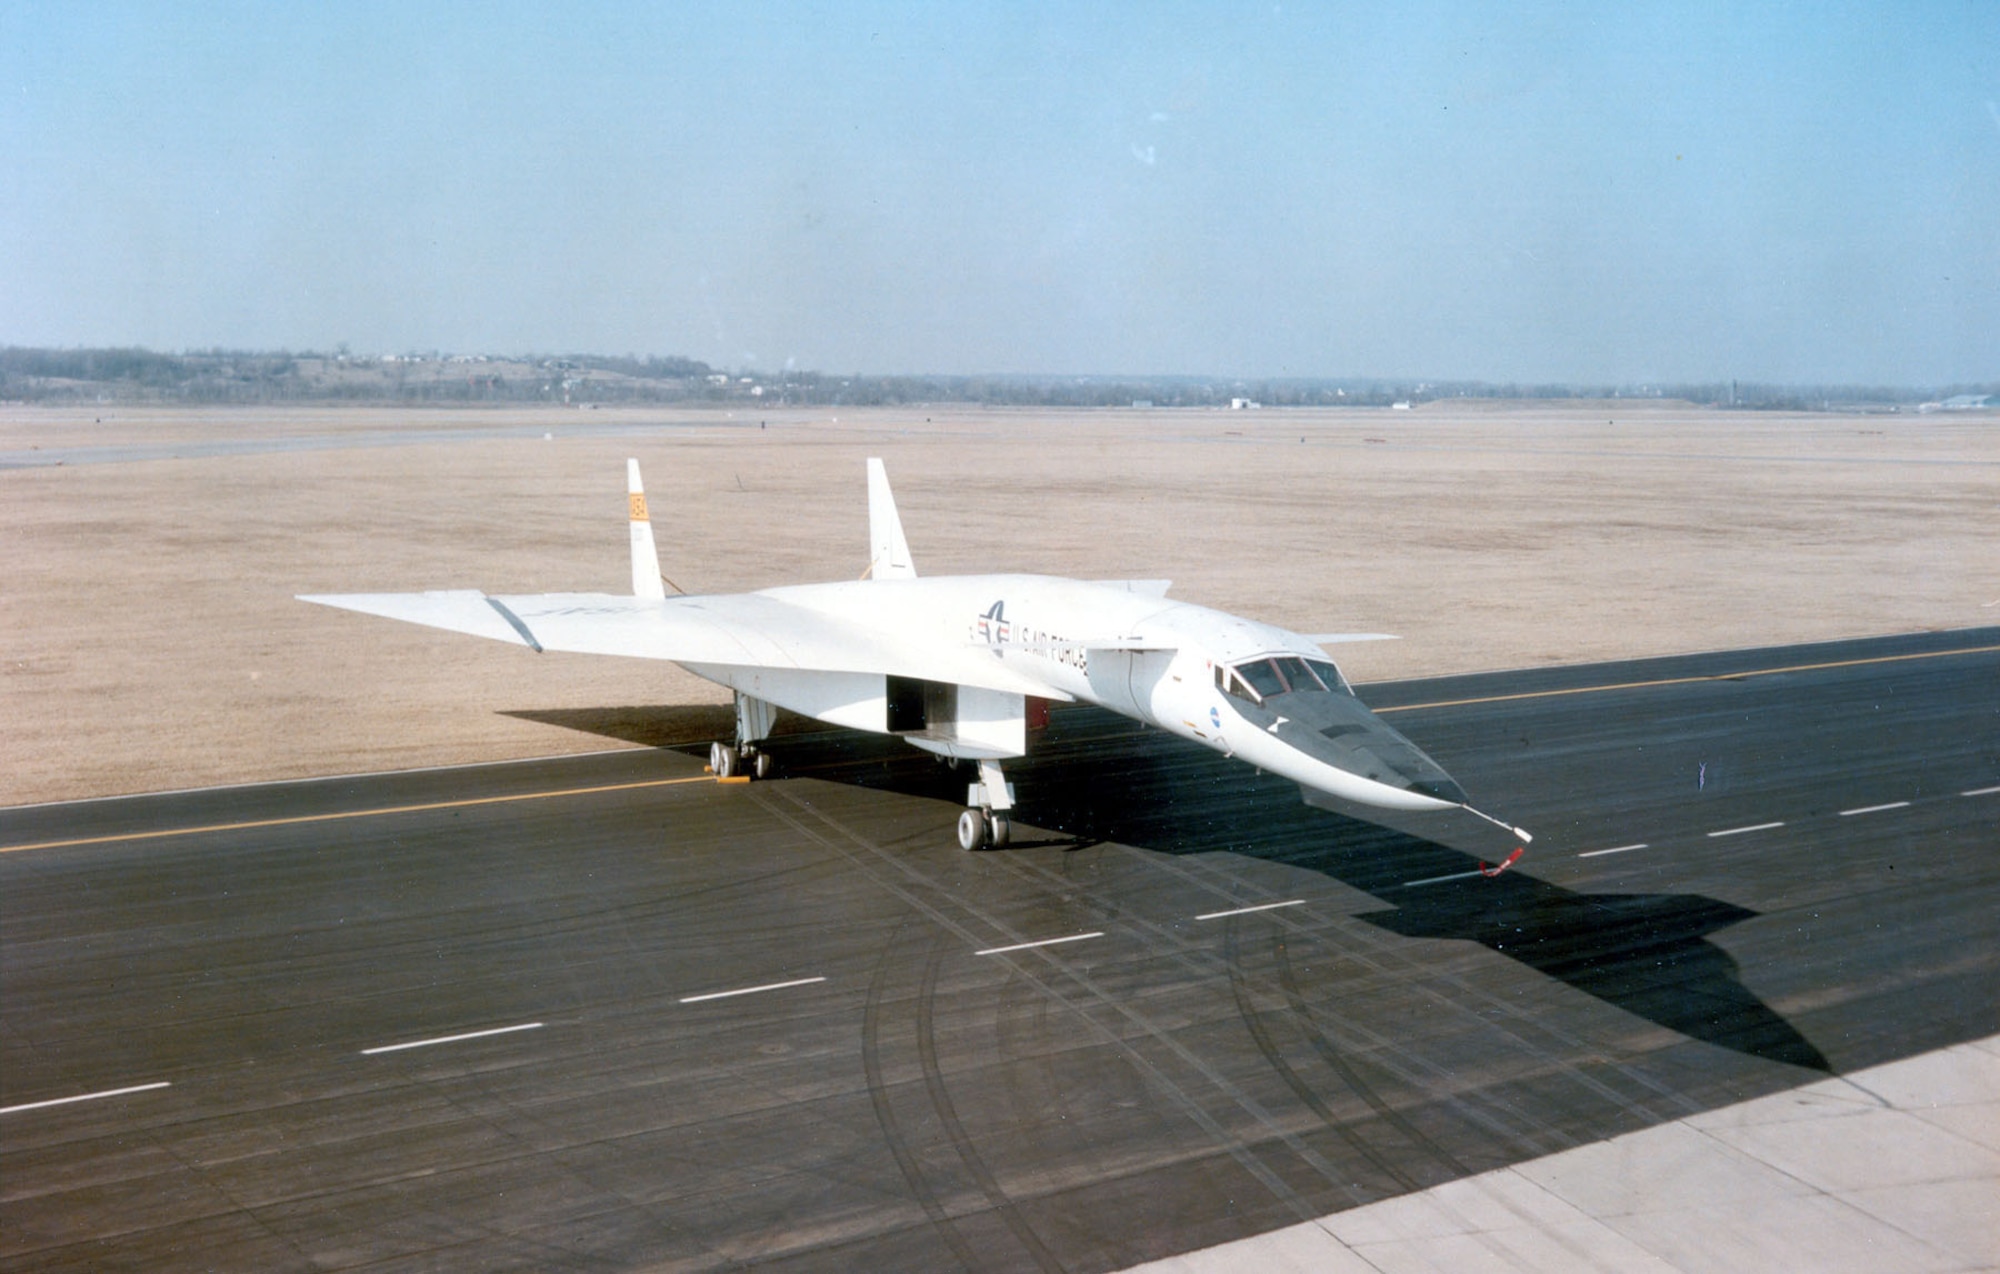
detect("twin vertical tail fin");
top-left (627, 459), bottom-right (666, 600)
top-left (632, 456), bottom-right (906, 593)
top-left (866, 457), bottom-right (917, 580)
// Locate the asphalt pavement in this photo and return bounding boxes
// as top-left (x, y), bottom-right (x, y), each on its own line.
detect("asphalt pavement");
top-left (3, 628), bottom-right (1995, 1271)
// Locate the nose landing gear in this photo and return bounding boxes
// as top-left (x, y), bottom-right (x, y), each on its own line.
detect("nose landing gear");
top-left (957, 808), bottom-right (1011, 851)
top-left (958, 757), bottom-right (1015, 849)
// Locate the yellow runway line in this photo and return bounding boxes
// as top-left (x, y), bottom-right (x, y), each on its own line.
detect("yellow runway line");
top-left (1376, 644), bottom-right (2000, 714)
top-left (11, 643), bottom-right (1994, 852)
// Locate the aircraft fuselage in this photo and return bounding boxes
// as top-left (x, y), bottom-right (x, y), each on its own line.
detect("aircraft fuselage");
top-left (686, 573), bottom-right (1466, 814)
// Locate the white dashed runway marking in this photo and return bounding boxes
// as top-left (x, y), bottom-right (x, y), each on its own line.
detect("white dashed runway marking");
top-left (678, 977), bottom-right (827, 1005)
top-left (975, 933), bottom-right (1103, 956)
top-left (1196, 900), bottom-right (1306, 920)
top-left (1, 1082), bottom-right (172, 1115)
top-left (1578, 843), bottom-right (1649, 858)
top-left (361, 1022), bottom-right (545, 1055)
top-left (1707, 821), bottom-right (1785, 838)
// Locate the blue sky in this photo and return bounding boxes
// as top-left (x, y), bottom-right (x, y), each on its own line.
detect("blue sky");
top-left (3, 2), bottom-right (1995, 382)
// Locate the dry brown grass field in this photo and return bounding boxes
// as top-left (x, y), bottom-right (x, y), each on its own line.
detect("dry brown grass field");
top-left (3, 401), bottom-right (1994, 806)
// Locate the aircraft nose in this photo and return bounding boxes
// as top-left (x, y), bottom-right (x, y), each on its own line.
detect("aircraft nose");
top-left (1404, 775), bottom-right (1469, 806)
top-left (1260, 691), bottom-right (1468, 807)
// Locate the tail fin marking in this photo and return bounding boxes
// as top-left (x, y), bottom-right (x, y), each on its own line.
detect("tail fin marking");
top-left (628, 458), bottom-right (667, 600)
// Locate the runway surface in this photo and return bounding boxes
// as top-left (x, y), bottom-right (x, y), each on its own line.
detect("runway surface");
top-left (4, 629), bottom-right (1996, 1271)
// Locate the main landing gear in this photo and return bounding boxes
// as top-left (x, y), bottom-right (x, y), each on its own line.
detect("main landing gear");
top-left (707, 741), bottom-right (772, 780)
top-left (957, 758), bottom-right (1014, 850)
top-left (710, 692), bottom-right (777, 781)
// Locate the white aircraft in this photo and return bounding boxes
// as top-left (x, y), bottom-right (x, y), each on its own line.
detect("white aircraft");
top-left (302, 459), bottom-right (1530, 855)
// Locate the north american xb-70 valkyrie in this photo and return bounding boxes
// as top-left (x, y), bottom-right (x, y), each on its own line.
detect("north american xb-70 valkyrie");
top-left (302, 458), bottom-right (1530, 858)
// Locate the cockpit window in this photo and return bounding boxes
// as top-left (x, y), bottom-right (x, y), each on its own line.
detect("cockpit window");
top-left (1215, 663), bottom-right (1258, 702)
top-left (1235, 659), bottom-right (1285, 699)
top-left (1224, 655), bottom-right (1353, 701)
top-left (1271, 656), bottom-right (1317, 692)
top-left (1305, 657), bottom-right (1353, 694)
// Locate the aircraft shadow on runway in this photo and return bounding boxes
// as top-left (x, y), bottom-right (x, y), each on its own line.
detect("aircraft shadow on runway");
top-left (507, 703), bottom-right (1830, 1073)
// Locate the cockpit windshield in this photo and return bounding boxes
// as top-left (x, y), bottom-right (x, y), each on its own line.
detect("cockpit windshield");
top-left (1271, 656), bottom-right (1316, 691)
top-left (1218, 653), bottom-right (1354, 703)
top-left (1236, 659), bottom-right (1285, 699)
top-left (1304, 657), bottom-right (1352, 694)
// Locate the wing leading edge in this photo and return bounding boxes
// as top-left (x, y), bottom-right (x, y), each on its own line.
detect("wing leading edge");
top-left (297, 588), bottom-right (1071, 701)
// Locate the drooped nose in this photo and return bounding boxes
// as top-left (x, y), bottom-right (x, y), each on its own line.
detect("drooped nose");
top-left (1404, 774), bottom-right (1469, 806)
top-left (1333, 727), bottom-right (1467, 806)
top-left (1268, 691), bottom-right (1468, 807)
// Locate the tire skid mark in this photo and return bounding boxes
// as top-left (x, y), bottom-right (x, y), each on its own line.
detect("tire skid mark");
top-left (996, 848), bottom-right (1543, 1155)
top-left (1220, 918), bottom-right (1417, 1200)
top-left (990, 954), bottom-right (1122, 1195)
top-left (1240, 856), bottom-right (1696, 1112)
top-left (753, 785), bottom-right (1322, 1224)
top-left (1158, 848), bottom-right (1703, 1129)
top-left (796, 772), bottom-right (1639, 1183)
top-left (1243, 856), bottom-right (1706, 1125)
top-left (986, 729), bottom-right (1709, 1129)
top-left (1247, 925), bottom-right (1610, 1271)
top-left (1265, 923), bottom-right (1624, 1274)
top-left (861, 916), bottom-right (981, 1272)
top-left (915, 929), bottom-right (1067, 1273)
top-left (356, 1038), bottom-right (698, 1269)
top-left (1265, 927), bottom-right (1467, 1177)
top-left (823, 805), bottom-right (1364, 1200)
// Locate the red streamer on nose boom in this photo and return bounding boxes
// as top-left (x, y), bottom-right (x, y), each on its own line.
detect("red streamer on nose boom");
top-left (1480, 847), bottom-right (1525, 878)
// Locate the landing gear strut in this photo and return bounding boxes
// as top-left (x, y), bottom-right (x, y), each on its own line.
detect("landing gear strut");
top-left (711, 693), bottom-right (777, 781)
top-left (958, 758), bottom-right (1014, 850)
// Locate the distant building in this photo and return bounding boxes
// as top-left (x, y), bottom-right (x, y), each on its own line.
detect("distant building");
top-left (1230, 397), bottom-right (1262, 410)
top-left (1917, 394), bottom-right (1995, 412)
top-left (1391, 401), bottom-right (1412, 411)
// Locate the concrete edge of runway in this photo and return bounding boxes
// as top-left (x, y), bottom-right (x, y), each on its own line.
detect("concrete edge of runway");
top-left (1121, 1031), bottom-right (2000, 1273)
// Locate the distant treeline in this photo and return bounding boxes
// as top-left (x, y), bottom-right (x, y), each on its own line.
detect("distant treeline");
top-left (0, 347), bottom-right (725, 405)
top-left (773, 374), bottom-right (1995, 412)
top-left (1, 346), bottom-right (1989, 411)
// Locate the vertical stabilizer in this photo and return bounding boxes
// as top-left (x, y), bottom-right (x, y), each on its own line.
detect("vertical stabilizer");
top-left (627, 459), bottom-right (666, 600)
top-left (866, 457), bottom-right (917, 579)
